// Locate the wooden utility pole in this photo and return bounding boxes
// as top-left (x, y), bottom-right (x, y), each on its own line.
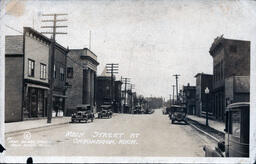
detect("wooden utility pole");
top-left (121, 77), bottom-right (130, 112)
top-left (41, 13), bottom-right (68, 123)
top-left (106, 64), bottom-right (119, 105)
top-left (172, 85), bottom-right (175, 104)
top-left (173, 74), bottom-right (180, 103)
top-left (130, 84), bottom-right (135, 111)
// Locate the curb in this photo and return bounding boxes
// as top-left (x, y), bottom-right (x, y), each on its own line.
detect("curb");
top-left (187, 121), bottom-right (220, 143)
top-left (5, 121), bottom-right (69, 136)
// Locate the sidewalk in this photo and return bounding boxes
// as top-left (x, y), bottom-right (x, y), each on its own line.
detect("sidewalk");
top-left (186, 115), bottom-right (225, 133)
top-left (5, 117), bottom-right (70, 134)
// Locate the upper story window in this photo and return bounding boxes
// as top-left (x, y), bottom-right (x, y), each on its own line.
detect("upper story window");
top-left (28, 59), bottom-right (35, 77)
top-left (67, 67), bottom-right (73, 78)
top-left (40, 63), bottom-right (47, 80)
top-left (60, 67), bottom-right (65, 81)
top-left (54, 65), bottom-right (56, 79)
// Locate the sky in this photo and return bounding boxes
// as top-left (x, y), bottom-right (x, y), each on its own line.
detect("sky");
top-left (2, 0), bottom-right (256, 100)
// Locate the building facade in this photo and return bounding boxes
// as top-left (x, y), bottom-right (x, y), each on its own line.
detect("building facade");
top-left (182, 84), bottom-right (196, 115)
top-left (194, 73), bottom-right (213, 117)
top-left (52, 43), bottom-right (69, 117)
top-left (114, 80), bottom-right (122, 113)
top-left (5, 27), bottom-right (51, 122)
top-left (209, 36), bottom-right (250, 121)
top-left (65, 48), bottom-right (99, 115)
top-left (95, 76), bottom-right (112, 111)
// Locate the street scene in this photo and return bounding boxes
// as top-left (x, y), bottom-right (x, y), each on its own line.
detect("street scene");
top-left (1, 0), bottom-right (256, 163)
top-left (5, 109), bottom-right (216, 157)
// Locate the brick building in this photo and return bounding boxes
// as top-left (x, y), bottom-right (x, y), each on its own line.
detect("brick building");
top-left (65, 48), bottom-right (99, 115)
top-left (52, 43), bottom-right (69, 117)
top-left (194, 73), bottom-right (213, 117)
top-left (209, 35), bottom-right (250, 121)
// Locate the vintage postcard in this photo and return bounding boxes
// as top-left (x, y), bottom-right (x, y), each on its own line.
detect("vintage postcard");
top-left (0, 0), bottom-right (256, 163)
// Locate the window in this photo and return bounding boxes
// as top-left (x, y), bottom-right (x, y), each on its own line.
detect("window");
top-left (60, 67), bottom-right (64, 81)
top-left (40, 63), bottom-right (46, 80)
top-left (28, 59), bottom-right (35, 77)
top-left (232, 110), bottom-right (241, 139)
top-left (54, 65), bottom-right (56, 79)
top-left (67, 67), bottom-right (73, 78)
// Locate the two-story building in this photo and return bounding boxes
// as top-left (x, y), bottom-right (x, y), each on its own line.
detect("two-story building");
top-left (5, 27), bottom-right (51, 122)
top-left (65, 48), bottom-right (99, 115)
top-left (182, 84), bottom-right (196, 115)
top-left (194, 73), bottom-right (213, 117)
top-left (5, 27), bottom-right (69, 122)
top-left (209, 35), bottom-right (250, 121)
top-left (52, 43), bottom-right (69, 117)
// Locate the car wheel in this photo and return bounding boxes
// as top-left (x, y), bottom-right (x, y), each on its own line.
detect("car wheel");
top-left (171, 120), bottom-right (174, 124)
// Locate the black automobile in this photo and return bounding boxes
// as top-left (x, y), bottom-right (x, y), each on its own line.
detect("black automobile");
top-left (71, 104), bottom-right (94, 123)
top-left (169, 105), bottom-right (187, 124)
top-left (98, 105), bottom-right (112, 118)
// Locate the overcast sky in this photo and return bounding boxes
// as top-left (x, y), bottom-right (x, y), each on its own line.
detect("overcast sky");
top-left (2, 0), bottom-right (256, 100)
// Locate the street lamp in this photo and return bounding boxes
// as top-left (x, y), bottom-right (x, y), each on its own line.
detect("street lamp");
top-left (204, 87), bottom-right (210, 127)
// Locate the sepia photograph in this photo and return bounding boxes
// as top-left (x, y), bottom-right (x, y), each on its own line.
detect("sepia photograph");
top-left (0, 0), bottom-right (256, 163)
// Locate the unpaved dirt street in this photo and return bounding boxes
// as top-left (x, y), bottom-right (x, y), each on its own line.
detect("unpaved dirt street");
top-left (5, 108), bottom-right (216, 156)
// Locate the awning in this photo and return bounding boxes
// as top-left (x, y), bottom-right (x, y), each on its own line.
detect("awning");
top-left (53, 94), bottom-right (68, 98)
top-left (27, 84), bottom-right (49, 90)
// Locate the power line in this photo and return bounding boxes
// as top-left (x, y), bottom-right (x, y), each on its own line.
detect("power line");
top-left (41, 13), bottom-right (68, 124)
top-left (5, 24), bottom-right (22, 34)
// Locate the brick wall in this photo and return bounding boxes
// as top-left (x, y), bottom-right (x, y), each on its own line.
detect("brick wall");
top-left (65, 50), bottom-right (83, 113)
top-left (224, 40), bottom-right (250, 78)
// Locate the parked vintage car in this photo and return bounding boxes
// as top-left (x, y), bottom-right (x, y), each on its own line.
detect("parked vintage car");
top-left (71, 104), bottom-right (94, 123)
top-left (169, 105), bottom-right (187, 124)
top-left (203, 102), bottom-right (249, 157)
top-left (133, 106), bottom-right (144, 114)
top-left (98, 105), bottom-right (112, 118)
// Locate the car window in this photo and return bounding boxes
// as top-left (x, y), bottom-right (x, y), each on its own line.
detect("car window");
top-left (232, 110), bottom-right (241, 139)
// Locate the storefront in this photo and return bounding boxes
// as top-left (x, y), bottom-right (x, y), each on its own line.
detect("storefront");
top-left (52, 94), bottom-right (66, 117)
top-left (23, 84), bottom-right (49, 119)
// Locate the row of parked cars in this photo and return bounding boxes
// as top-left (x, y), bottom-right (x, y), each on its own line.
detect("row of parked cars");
top-left (71, 104), bottom-right (113, 123)
top-left (133, 106), bottom-right (155, 114)
top-left (164, 102), bottom-right (250, 157)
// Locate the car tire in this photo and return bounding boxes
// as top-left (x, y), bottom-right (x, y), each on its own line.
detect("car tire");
top-left (171, 120), bottom-right (174, 124)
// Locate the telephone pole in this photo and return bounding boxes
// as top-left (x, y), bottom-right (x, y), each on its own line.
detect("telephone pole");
top-left (41, 13), bottom-right (68, 123)
top-left (173, 74), bottom-right (180, 103)
top-left (106, 63), bottom-right (119, 105)
top-left (172, 84), bottom-right (175, 104)
top-left (121, 77), bottom-right (130, 112)
top-left (130, 84), bottom-right (135, 111)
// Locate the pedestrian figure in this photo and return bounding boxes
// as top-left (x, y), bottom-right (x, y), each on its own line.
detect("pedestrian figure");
top-left (0, 144), bottom-right (5, 153)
